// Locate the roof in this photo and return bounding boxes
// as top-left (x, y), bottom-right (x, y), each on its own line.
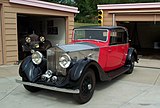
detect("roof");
top-left (98, 2), bottom-right (160, 10)
top-left (74, 26), bottom-right (126, 30)
top-left (9, 0), bottom-right (79, 13)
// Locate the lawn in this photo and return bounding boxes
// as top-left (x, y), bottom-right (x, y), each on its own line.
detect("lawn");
top-left (74, 22), bottom-right (98, 28)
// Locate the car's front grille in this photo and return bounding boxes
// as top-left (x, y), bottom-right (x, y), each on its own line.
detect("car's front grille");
top-left (47, 47), bottom-right (66, 76)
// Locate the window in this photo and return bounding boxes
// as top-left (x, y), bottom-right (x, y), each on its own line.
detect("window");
top-left (74, 29), bottom-right (108, 41)
top-left (47, 20), bottom-right (58, 35)
top-left (110, 29), bottom-right (128, 45)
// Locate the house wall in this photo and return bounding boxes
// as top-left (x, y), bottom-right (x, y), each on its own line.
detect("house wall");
top-left (1, 0), bottom-right (75, 64)
top-left (103, 10), bottom-right (113, 26)
top-left (116, 14), bottom-right (160, 22)
top-left (0, 20), bottom-right (3, 65)
top-left (67, 16), bottom-right (74, 43)
top-left (0, 5), bottom-right (2, 65)
top-left (44, 18), bottom-right (66, 45)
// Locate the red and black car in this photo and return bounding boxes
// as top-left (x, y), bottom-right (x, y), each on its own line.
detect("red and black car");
top-left (16, 26), bottom-right (138, 104)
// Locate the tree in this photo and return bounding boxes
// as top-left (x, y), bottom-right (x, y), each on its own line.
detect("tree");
top-left (43, 0), bottom-right (76, 6)
top-left (42, 0), bottom-right (160, 23)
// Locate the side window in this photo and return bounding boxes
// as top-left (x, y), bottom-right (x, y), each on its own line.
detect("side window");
top-left (110, 29), bottom-right (128, 45)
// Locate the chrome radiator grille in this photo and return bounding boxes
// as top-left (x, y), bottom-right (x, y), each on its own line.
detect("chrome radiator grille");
top-left (47, 47), bottom-right (66, 76)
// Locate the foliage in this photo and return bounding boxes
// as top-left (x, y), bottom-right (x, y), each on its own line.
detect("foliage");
top-left (43, 0), bottom-right (160, 23)
top-left (42, 0), bottom-right (76, 6)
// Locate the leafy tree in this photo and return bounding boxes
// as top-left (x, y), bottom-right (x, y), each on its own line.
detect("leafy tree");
top-left (42, 0), bottom-right (160, 23)
top-left (43, 0), bottom-right (76, 6)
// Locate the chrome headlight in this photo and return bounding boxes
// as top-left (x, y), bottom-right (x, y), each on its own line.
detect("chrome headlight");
top-left (40, 36), bottom-right (45, 42)
top-left (32, 51), bottom-right (43, 65)
top-left (25, 37), bottom-right (31, 43)
top-left (59, 53), bottom-right (71, 68)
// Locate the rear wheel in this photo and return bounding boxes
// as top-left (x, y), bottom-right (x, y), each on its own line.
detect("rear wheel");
top-left (73, 68), bottom-right (96, 104)
top-left (126, 55), bottom-right (135, 74)
top-left (22, 77), bottom-right (41, 92)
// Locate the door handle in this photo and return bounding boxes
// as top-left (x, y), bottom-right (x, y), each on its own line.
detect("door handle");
top-left (108, 49), bottom-right (112, 52)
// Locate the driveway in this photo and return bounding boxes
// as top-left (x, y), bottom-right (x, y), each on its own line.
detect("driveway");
top-left (0, 59), bottom-right (160, 108)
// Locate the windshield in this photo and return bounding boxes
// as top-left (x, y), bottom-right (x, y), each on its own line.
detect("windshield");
top-left (74, 29), bottom-right (108, 41)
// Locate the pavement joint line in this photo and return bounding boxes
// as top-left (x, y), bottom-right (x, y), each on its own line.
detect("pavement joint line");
top-left (0, 84), bottom-right (20, 103)
top-left (154, 72), bottom-right (160, 85)
top-left (135, 65), bottom-right (160, 70)
top-left (118, 85), bottom-right (154, 108)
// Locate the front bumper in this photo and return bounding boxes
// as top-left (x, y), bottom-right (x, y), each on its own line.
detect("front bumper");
top-left (16, 79), bottom-right (80, 94)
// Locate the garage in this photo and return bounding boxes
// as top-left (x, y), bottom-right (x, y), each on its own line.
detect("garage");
top-left (98, 2), bottom-right (160, 59)
top-left (0, 0), bottom-right (78, 64)
top-left (17, 14), bottom-right (66, 60)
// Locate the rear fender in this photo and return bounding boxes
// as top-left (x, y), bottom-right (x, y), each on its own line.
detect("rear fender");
top-left (19, 56), bottom-right (47, 82)
top-left (127, 47), bottom-right (138, 63)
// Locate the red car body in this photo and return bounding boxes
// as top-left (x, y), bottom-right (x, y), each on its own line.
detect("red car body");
top-left (72, 26), bottom-right (130, 72)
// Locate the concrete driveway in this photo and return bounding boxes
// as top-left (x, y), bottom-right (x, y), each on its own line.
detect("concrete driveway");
top-left (0, 59), bottom-right (160, 108)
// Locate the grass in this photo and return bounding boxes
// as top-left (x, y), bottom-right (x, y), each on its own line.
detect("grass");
top-left (74, 22), bottom-right (98, 28)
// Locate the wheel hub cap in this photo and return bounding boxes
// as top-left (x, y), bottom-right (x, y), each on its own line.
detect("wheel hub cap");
top-left (88, 84), bottom-right (92, 90)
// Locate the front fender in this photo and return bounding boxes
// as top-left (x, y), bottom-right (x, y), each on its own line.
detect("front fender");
top-left (19, 56), bottom-right (47, 82)
top-left (70, 58), bottom-right (107, 81)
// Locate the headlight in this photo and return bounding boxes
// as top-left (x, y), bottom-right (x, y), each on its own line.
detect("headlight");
top-left (59, 53), bottom-right (71, 68)
top-left (40, 36), bottom-right (45, 42)
top-left (32, 51), bottom-right (43, 65)
top-left (25, 37), bottom-right (31, 43)
top-left (35, 43), bottom-right (39, 48)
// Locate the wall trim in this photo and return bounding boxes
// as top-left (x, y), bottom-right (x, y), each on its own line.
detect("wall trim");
top-left (10, 0), bottom-right (79, 13)
top-left (98, 2), bottom-right (160, 10)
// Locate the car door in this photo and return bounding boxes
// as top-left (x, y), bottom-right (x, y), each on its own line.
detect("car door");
top-left (106, 29), bottom-right (124, 71)
top-left (120, 30), bottom-right (129, 65)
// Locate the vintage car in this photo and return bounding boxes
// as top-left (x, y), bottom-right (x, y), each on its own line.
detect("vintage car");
top-left (16, 26), bottom-right (138, 104)
top-left (19, 32), bottom-right (52, 59)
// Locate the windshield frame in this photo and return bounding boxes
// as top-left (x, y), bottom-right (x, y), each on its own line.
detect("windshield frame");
top-left (74, 29), bottom-right (109, 42)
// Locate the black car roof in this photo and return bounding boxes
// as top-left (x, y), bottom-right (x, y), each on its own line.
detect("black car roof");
top-left (74, 26), bottom-right (126, 30)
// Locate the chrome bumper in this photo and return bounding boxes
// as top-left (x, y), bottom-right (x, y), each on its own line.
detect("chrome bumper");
top-left (16, 79), bottom-right (80, 94)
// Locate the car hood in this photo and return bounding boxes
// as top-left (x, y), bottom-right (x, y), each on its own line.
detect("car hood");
top-left (47, 42), bottom-right (100, 72)
top-left (58, 42), bottom-right (99, 52)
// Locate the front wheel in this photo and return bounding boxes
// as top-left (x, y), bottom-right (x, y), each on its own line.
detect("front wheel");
top-left (73, 68), bottom-right (96, 104)
top-left (126, 55), bottom-right (135, 74)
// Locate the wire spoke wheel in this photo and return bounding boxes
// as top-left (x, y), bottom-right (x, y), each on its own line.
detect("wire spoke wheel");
top-left (73, 68), bottom-right (96, 104)
top-left (126, 55), bottom-right (135, 74)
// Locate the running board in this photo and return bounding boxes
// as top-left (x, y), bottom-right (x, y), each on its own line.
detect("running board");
top-left (16, 79), bottom-right (80, 94)
top-left (108, 66), bottom-right (130, 80)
